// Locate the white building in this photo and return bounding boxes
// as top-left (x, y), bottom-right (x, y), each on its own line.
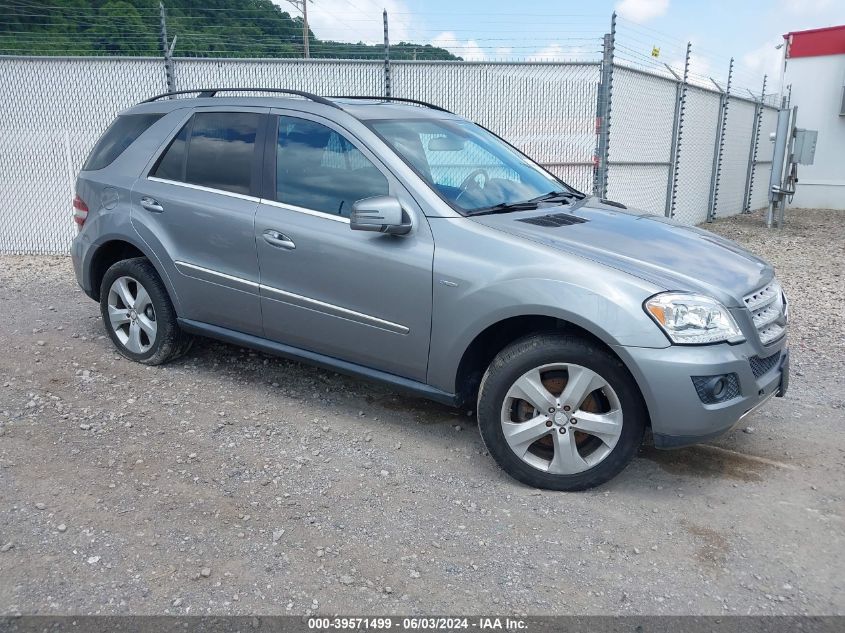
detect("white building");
top-left (782, 25), bottom-right (845, 210)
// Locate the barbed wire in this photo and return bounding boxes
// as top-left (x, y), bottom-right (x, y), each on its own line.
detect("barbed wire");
top-left (0, 1), bottom-right (776, 97)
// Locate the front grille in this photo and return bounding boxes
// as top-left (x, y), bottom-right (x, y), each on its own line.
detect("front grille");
top-left (750, 351), bottom-right (781, 378)
top-left (743, 280), bottom-right (787, 345)
top-left (517, 213), bottom-right (588, 228)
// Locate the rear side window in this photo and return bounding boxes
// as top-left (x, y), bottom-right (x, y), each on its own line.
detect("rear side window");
top-left (83, 113), bottom-right (163, 171)
top-left (153, 111), bottom-right (260, 196)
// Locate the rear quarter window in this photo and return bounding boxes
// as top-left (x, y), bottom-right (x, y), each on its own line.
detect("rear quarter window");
top-left (83, 113), bottom-right (163, 171)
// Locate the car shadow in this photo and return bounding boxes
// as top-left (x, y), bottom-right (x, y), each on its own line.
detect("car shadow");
top-left (92, 329), bottom-right (783, 488)
top-left (637, 443), bottom-right (772, 482)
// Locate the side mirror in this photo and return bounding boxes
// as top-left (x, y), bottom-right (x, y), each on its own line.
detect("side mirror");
top-left (350, 196), bottom-right (412, 236)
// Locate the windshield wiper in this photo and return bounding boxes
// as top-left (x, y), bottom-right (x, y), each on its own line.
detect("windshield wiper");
top-left (528, 190), bottom-right (579, 203)
top-left (466, 190), bottom-right (581, 216)
top-left (467, 200), bottom-right (540, 216)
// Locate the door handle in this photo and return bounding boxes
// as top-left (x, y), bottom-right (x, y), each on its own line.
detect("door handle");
top-left (140, 196), bottom-right (164, 213)
top-left (263, 229), bottom-right (296, 250)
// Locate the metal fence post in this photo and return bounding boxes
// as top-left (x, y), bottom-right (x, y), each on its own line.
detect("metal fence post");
top-left (383, 9), bottom-right (391, 97)
top-left (664, 42), bottom-right (691, 218)
top-left (742, 74), bottom-right (767, 213)
top-left (592, 11), bottom-right (615, 198)
top-left (159, 2), bottom-right (176, 94)
top-left (707, 58), bottom-right (733, 222)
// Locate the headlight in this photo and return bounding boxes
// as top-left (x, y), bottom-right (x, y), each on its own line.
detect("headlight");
top-left (645, 293), bottom-right (744, 345)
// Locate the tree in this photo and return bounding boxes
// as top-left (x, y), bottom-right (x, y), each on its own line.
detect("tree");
top-left (0, 1), bottom-right (461, 59)
top-left (86, 1), bottom-right (157, 55)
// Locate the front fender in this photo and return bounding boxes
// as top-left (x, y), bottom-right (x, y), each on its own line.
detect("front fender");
top-left (426, 275), bottom-right (671, 395)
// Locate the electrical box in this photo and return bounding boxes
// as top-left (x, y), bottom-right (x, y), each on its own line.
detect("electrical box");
top-left (793, 129), bottom-right (817, 165)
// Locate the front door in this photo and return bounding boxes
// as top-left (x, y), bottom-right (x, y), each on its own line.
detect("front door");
top-left (254, 112), bottom-right (434, 382)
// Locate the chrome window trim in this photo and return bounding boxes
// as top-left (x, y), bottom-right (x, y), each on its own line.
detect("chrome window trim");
top-left (259, 198), bottom-right (350, 224)
top-left (174, 260), bottom-right (408, 335)
top-left (148, 177), bottom-right (261, 203)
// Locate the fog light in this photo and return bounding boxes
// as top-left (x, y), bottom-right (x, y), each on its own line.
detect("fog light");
top-left (691, 373), bottom-right (740, 404)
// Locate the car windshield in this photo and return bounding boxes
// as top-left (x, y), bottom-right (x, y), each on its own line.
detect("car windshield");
top-left (369, 118), bottom-right (575, 214)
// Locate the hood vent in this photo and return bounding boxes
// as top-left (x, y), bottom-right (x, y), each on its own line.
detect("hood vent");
top-left (517, 213), bottom-right (588, 228)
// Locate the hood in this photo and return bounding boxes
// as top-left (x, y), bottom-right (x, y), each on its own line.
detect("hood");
top-left (470, 197), bottom-right (773, 307)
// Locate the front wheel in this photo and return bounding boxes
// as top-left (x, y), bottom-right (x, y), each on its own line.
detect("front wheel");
top-left (477, 333), bottom-right (646, 491)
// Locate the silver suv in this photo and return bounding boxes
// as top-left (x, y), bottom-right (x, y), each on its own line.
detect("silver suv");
top-left (71, 89), bottom-right (789, 490)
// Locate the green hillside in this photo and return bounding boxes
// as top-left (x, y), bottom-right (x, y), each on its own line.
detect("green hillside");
top-left (0, 0), bottom-right (460, 59)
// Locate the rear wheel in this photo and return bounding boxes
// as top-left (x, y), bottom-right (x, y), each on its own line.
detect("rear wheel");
top-left (477, 333), bottom-right (646, 491)
top-left (99, 258), bottom-right (192, 365)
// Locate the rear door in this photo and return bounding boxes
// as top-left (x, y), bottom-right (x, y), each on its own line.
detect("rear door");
top-left (254, 111), bottom-right (434, 381)
top-left (131, 107), bottom-right (269, 336)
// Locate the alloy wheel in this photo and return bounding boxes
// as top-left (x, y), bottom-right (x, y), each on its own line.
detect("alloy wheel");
top-left (106, 275), bottom-right (157, 354)
top-left (500, 363), bottom-right (623, 475)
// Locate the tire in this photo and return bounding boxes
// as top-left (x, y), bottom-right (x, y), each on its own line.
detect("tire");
top-left (99, 257), bottom-right (192, 366)
top-left (477, 333), bottom-right (646, 491)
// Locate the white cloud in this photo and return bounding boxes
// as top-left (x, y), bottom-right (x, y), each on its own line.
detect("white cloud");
top-left (532, 44), bottom-right (566, 61)
top-left (274, 0), bottom-right (412, 45)
top-left (665, 51), bottom-right (712, 83)
top-left (781, 0), bottom-right (836, 14)
top-left (615, 0), bottom-right (670, 23)
top-left (524, 43), bottom-right (591, 62)
top-left (742, 39), bottom-right (785, 86)
top-left (688, 53), bottom-right (712, 80)
top-left (430, 31), bottom-right (486, 61)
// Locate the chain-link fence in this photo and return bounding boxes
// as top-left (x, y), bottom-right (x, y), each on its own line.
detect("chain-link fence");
top-left (672, 85), bottom-right (721, 225)
top-left (0, 55), bottom-right (778, 254)
top-left (748, 106), bottom-right (778, 212)
top-left (605, 66), bottom-right (675, 214)
top-left (714, 98), bottom-right (757, 217)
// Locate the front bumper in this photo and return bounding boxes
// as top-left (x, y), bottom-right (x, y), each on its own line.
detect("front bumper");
top-left (614, 337), bottom-right (789, 449)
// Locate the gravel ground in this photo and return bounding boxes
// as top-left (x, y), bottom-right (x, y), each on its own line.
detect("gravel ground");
top-left (0, 208), bottom-right (843, 616)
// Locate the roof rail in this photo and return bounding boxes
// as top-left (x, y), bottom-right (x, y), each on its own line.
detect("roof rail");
top-left (328, 95), bottom-right (453, 113)
top-left (140, 88), bottom-right (342, 109)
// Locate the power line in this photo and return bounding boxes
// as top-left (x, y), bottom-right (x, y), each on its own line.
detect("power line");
top-left (284, 0), bottom-right (311, 58)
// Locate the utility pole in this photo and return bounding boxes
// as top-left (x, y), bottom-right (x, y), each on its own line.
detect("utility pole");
top-left (286, 0), bottom-right (311, 58)
top-left (159, 1), bottom-right (176, 95)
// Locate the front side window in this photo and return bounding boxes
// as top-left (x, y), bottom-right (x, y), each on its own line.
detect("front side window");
top-left (275, 116), bottom-right (389, 217)
top-left (83, 113), bottom-right (163, 171)
top-left (153, 111), bottom-right (260, 195)
top-left (371, 118), bottom-right (569, 214)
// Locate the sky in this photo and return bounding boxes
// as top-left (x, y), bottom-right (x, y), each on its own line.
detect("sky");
top-left (276, 0), bottom-right (845, 94)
